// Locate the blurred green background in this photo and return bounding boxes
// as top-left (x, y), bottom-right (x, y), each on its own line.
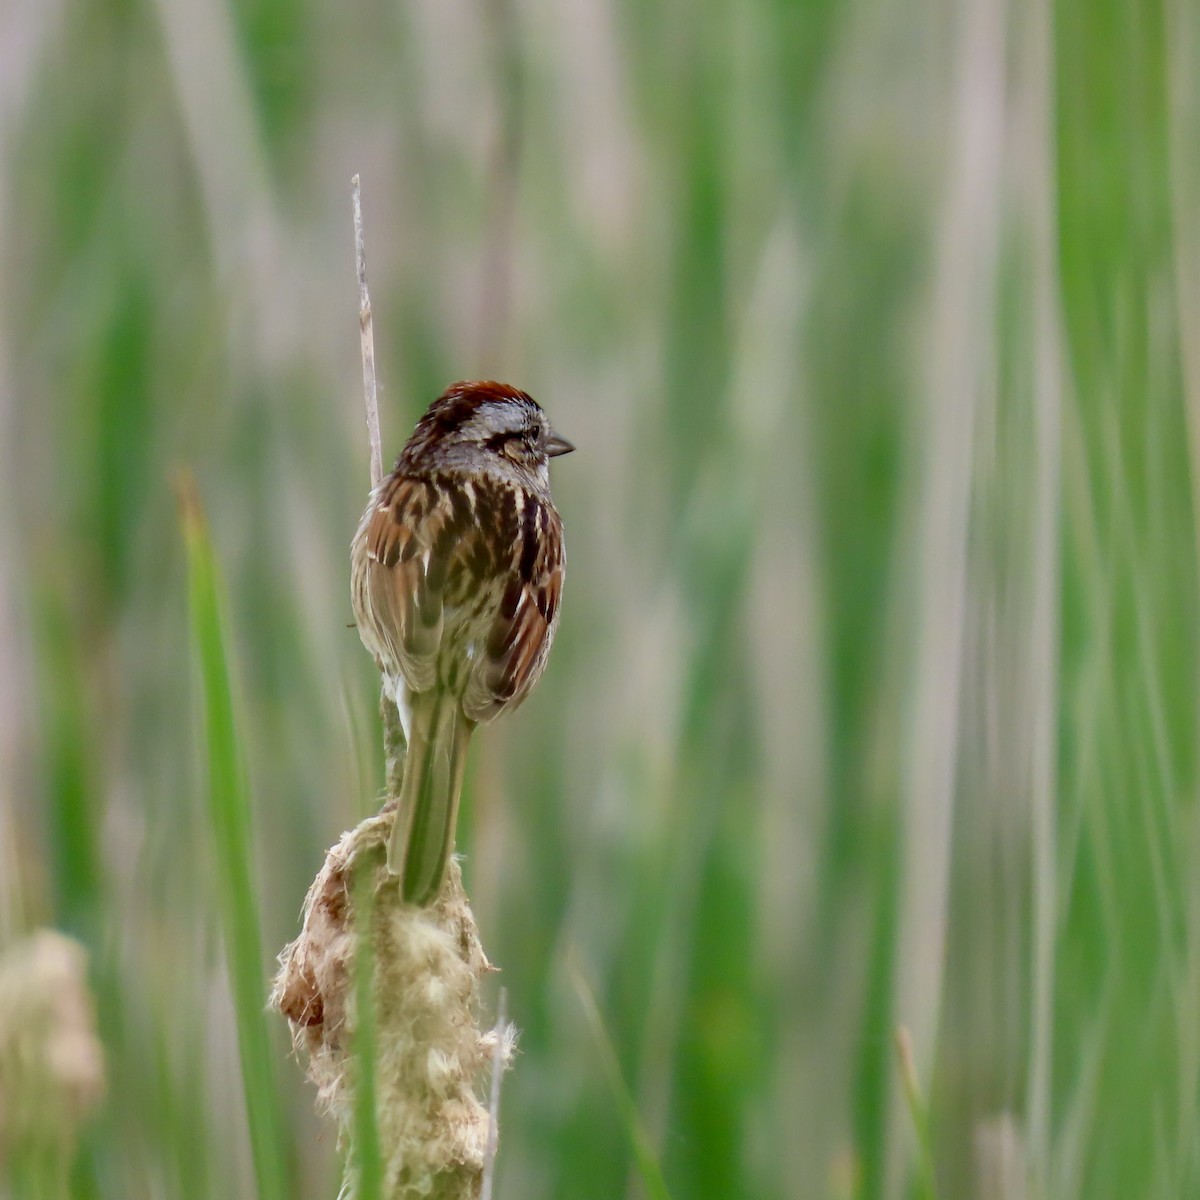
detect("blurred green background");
top-left (2, 0), bottom-right (1200, 1196)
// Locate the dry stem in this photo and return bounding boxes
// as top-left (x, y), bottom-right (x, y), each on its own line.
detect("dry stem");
top-left (352, 174), bottom-right (383, 491)
top-left (269, 176), bottom-right (514, 1200)
top-left (271, 817), bottom-right (512, 1199)
top-left (0, 931), bottom-right (104, 1165)
top-left (480, 988), bottom-right (507, 1200)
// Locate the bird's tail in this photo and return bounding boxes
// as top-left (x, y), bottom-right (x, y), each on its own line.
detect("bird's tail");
top-left (387, 689), bottom-right (472, 905)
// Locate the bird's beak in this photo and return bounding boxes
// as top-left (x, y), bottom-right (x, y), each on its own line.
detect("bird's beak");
top-left (545, 430), bottom-right (576, 457)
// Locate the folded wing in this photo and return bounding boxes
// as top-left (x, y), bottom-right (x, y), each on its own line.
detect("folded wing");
top-left (463, 497), bottom-right (564, 724)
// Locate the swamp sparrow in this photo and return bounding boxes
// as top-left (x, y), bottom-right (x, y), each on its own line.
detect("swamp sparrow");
top-left (351, 381), bottom-right (573, 904)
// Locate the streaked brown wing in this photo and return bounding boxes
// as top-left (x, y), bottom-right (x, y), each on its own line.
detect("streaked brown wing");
top-left (354, 475), bottom-right (461, 694)
top-left (463, 499), bottom-right (564, 724)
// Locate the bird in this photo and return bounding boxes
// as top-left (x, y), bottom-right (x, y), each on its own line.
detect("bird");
top-left (351, 380), bottom-right (573, 904)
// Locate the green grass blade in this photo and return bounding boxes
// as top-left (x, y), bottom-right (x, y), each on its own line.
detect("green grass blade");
top-left (895, 1027), bottom-right (938, 1200)
top-left (569, 957), bottom-right (673, 1200)
top-left (179, 474), bottom-right (292, 1200)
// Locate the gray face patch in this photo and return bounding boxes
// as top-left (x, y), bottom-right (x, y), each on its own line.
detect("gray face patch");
top-left (461, 399), bottom-right (545, 446)
top-left (427, 396), bottom-right (554, 495)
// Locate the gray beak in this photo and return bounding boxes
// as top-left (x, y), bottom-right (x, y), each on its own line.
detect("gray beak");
top-left (545, 430), bottom-right (576, 457)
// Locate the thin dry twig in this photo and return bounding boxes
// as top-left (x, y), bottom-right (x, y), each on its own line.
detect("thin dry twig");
top-left (352, 173), bottom-right (384, 490)
top-left (480, 987), bottom-right (508, 1200)
top-left (351, 174), bottom-right (405, 782)
top-left (270, 174), bottom-right (515, 1200)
